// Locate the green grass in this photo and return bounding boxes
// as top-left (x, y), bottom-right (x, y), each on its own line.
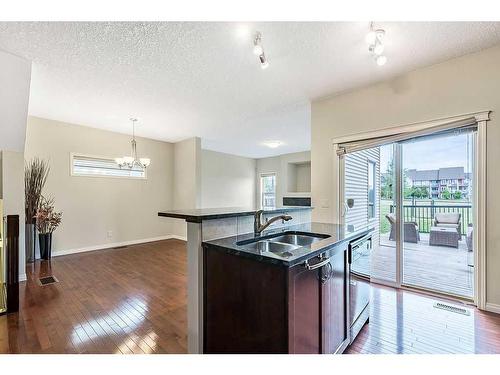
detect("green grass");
top-left (380, 200), bottom-right (392, 234)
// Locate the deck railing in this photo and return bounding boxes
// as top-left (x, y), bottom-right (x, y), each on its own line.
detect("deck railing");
top-left (390, 203), bottom-right (472, 235)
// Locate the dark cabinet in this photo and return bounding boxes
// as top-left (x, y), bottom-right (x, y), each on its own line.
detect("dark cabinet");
top-left (287, 257), bottom-right (322, 353)
top-left (321, 249), bottom-right (348, 353)
top-left (203, 242), bottom-right (349, 354)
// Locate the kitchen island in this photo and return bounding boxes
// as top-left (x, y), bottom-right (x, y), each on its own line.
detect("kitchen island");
top-left (158, 207), bottom-right (371, 354)
top-left (203, 222), bottom-right (372, 354)
top-left (158, 206), bottom-right (313, 353)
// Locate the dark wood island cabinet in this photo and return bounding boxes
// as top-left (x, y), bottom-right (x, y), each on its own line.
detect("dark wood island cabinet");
top-left (203, 240), bottom-right (349, 354)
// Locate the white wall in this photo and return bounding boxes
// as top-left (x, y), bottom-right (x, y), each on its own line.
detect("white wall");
top-left (0, 50), bottom-right (31, 153)
top-left (295, 163), bottom-right (311, 193)
top-left (171, 137), bottom-right (202, 238)
top-left (256, 151), bottom-right (311, 207)
top-left (24, 116), bottom-right (176, 254)
top-left (311, 44), bottom-right (500, 306)
top-left (201, 150), bottom-right (256, 209)
top-left (1, 150), bottom-right (26, 280)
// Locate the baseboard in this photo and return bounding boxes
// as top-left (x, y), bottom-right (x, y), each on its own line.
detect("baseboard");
top-left (485, 303), bottom-right (500, 315)
top-left (52, 234), bottom-right (186, 257)
top-left (19, 273), bottom-right (27, 282)
top-left (169, 234), bottom-right (187, 241)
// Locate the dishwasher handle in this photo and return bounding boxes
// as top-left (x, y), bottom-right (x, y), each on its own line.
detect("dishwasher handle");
top-left (304, 256), bottom-right (330, 271)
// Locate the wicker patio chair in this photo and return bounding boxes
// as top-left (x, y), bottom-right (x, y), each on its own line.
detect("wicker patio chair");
top-left (433, 212), bottom-right (461, 239)
top-left (385, 213), bottom-right (420, 243)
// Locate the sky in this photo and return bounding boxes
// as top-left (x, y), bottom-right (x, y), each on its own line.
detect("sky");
top-left (380, 132), bottom-right (474, 174)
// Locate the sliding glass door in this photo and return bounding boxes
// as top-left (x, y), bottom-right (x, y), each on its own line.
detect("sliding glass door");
top-left (401, 130), bottom-right (475, 298)
top-left (341, 127), bottom-right (476, 300)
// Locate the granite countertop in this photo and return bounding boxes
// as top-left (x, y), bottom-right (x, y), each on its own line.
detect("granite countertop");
top-left (202, 222), bottom-right (374, 267)
top-left (158, 206), bottom-right (312, 223)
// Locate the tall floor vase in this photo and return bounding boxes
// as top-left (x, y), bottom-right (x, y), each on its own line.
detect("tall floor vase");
top-left (25, 223), bottom-right (35, 263)
top-left (39, 233), bottom-right (52, 260)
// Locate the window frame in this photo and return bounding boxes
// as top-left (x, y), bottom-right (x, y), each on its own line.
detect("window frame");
top-left (367, 159), bottom-right (376, 221)
top-left (260, 172), bottom-right (277, 209)
top-left (70, 152), bottom-right (147, 180)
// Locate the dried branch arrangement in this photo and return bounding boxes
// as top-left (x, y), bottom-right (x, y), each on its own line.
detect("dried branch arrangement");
top-left (34, 196), bottom-right (62, 234)
top-left (24, 158), bottom-right (50, 224)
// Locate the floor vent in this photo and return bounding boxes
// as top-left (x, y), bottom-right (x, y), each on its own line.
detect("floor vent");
top-left (38, 275), bottom-right (59, 286)
top-left (433, 302), bottom-right (470, 316)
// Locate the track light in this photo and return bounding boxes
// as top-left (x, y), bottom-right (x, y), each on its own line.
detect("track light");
top-left (365, 31), bottom-right (376, 45)
top-left (253, 32), bottom-right (263, 54)
top-left (376, 55), bottom-right (387, 66)
top-left (373, 43), bottom-right (384, 55)
top-left (259, 54), bottom-right (269, 69)
top-left (367, 23), bottom-right (387, 66)
top-left (253, 31), bottom-right (269, 69)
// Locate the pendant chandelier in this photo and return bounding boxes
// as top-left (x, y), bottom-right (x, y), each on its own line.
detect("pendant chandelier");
top-left (115, 118), bottom-right (151, 169)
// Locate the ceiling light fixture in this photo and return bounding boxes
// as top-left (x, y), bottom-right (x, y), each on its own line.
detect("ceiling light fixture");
top-left (253, 31), bottom-right (269, 69)
top-left (115, 118), bottom-right (151, 169)
top-left (376, 55), bottom-right (387, 66)
top-left (367, 23), bottom-right (387, 66)
top-left (263, 141), bottom-right (282, 148)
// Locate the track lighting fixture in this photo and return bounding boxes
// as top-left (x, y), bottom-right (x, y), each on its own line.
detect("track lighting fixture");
top-left (366, 23), bottom-right (387, 66)
top-left (253, 31), bottom-right (269, 69)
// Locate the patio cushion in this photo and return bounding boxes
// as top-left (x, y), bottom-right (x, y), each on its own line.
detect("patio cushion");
top-left (435, 212), bottom-right (460, 224)
top-left (435, 223), bottom-right (460, 229)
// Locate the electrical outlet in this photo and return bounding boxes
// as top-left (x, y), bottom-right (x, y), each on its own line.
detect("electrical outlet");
top-left (107, 230), bottom-right (113, 238)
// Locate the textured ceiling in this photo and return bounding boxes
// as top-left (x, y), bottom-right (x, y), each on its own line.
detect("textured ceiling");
top-left (1, 22), bottom-right (500, 158)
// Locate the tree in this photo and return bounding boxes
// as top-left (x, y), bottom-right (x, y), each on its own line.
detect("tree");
top-left (381, 159), bottom-right (394, 199)
top-left (441, 188), bottom-right (451, 200)
top-left (417, 186), bottom-right (429, 199)
top-left (453, 190), bottom-right (462, 200)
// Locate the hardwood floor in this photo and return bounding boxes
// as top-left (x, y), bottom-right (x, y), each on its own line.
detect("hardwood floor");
top-left (1, 238), bottom-right (499, 354)
top-left (346, 285), bottom-right (500, 354)
top-left (0, 239), bottom-right (187, 354)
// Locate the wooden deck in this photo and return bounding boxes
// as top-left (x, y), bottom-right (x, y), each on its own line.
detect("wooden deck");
top-left (352, 232), bottom-right (473, 298)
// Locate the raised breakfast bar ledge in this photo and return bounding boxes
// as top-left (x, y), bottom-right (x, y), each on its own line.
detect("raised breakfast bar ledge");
top-left (158, 206), bottom-right (313, 353)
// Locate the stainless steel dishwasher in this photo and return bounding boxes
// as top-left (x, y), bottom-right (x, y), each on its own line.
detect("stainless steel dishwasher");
top-left (348, 233), bottom-right (372, 343)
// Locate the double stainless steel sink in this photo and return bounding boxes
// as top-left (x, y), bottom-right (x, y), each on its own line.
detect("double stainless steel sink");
top-left (236, 232), bottom-right (330, 257)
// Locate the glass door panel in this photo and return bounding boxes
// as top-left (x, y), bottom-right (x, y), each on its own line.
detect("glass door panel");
top-left (343, 144), bottom-right (397, 285)
top-left (371, 144), bottom-right (397, 284)
top-left (401, 131), bottom-right (475, 298)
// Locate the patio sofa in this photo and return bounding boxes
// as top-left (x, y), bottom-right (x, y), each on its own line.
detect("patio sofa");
top-left (385, 213), bottom-right (420, 243)
top-left (433, 212), bottom-right (461, 239)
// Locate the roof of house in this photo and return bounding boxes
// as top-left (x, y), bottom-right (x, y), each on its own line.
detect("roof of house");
top-left (407, 169), bottom-right (439, 181)
top-left (439, 167), bottom-right (465, 180)
top-left (407, 167), bottom-right (466, 181)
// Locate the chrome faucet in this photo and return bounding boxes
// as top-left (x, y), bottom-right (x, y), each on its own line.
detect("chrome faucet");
top-left (254, 210), bottom-right (292, 235)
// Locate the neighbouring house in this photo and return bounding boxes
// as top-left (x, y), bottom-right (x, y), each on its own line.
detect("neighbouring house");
top-left (406, 167), bottom-right (471, 199)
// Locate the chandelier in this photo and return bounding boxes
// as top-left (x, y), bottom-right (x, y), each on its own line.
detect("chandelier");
top-left (115, 118), bottom-right (151, 169)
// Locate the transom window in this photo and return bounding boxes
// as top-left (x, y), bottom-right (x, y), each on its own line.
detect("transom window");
top-left (71, 154), bottom-right (146, 179)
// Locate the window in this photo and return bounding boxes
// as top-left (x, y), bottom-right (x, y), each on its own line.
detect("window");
top-left (71, 154), bottom-right (146, 179)
top-left (260, 173), bottom-right (276, 209)
top-left (368, 160), bottom-right (376, 219)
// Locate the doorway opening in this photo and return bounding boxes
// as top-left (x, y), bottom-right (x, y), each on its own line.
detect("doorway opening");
top-left (342, 126), bottom-right (476, 301)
